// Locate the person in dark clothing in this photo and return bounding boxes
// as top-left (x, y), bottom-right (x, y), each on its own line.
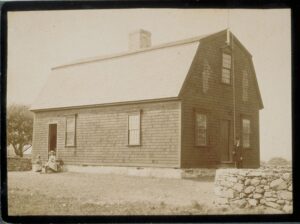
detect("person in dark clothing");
top-left (232, 137), bottom-right (243, 168)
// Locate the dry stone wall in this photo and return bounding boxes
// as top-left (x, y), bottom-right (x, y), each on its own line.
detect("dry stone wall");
top-left (7, 157), bottom-right (32, 171)
top-left (214, 167), bottom-right (293, 213)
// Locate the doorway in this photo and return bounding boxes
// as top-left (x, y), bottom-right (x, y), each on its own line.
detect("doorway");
top-left (48, 124), bottom-right (57, 156)
top-left (220, 120), bottom-right (231, 162)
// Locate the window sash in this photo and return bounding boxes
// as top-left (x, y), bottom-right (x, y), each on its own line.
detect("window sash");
top-left (128, 114), bottom-right (140, 145)
top-left (243, 133), bottom-right (250, 148)
top-left (222, 53), bottom-right (232, 69)
top-left (202, 60), bottom-right (211, 93)
top-left (242, 119), bottom-right (251, 148)
top-left (66, 115), bottom-right (76, 147)
top-left (195, 113), bottom-right (207, 146)
top-left (243, 70), bottom-right (249, 101)
top-left (222, 68), bottom-right (231, 84)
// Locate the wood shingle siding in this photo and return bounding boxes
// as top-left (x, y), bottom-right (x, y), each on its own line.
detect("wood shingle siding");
top-left (179, 32), bottom-right (260, 168)
top-left (32, 101), bottom-right (181, 168)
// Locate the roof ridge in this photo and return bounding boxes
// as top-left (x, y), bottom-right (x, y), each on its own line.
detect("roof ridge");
top-left (52, 32), bottom-right (214, 70)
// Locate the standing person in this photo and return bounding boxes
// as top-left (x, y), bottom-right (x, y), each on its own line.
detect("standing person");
top-left (45, 150), bottom-right (58, 173)
top-left (232, 137), bottom-right (243, 168)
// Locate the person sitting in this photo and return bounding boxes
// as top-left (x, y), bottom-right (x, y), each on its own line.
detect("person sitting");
top-left (45, 150), bottom-right (58, 173)
top-left (33, 154), bottom-right (42, 172)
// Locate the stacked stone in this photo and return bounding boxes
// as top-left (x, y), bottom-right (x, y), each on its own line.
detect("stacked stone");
top-left (7, 157), bottom-right (32, 171)
top-left (214, 167), bottom-right (293, 213)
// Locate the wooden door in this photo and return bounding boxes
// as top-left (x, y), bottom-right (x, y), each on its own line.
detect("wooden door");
top-left (48, 124), bottom-right (57, 155)
top-left (220, 120), bottom-right (230, 162)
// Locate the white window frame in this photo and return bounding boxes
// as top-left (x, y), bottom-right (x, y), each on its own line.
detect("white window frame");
top-left (128, 112), bottom-right (141, 146)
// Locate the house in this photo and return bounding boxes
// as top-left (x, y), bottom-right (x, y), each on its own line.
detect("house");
top-left (30, 29), bottom-right (263, 169)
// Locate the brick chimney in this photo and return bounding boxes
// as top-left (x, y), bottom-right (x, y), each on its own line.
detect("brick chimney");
top-left (129, 29), bottom-right (152, 51)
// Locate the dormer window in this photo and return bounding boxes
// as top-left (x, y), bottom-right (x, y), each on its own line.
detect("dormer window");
top-left (222, 53), bottom-right (232, 84)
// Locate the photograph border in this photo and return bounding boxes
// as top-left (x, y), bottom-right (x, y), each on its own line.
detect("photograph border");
top-left (1, 0), bottom-right (299, 223)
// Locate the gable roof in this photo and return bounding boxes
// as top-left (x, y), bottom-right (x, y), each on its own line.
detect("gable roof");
top-left (30, 29), bottom-right (263, 111)
top-left (31, 38), bottom-right (202, 111)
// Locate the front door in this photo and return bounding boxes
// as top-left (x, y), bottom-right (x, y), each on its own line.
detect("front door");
top-left (220, 120), bottom-right (230, 162)
top-left (48, 124), bottom-right (57, 156)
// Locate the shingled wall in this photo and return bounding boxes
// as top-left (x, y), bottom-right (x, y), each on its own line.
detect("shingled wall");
top-left (180, 32), bottom-right (261, 168)
top-left (32, 100), bottom-right (181, 168)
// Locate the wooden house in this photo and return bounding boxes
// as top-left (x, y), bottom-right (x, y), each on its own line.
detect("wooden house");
top-left (31, 29), bottom-right (263, 169)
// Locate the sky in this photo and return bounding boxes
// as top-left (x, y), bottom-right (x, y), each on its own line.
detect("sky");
top-left (7, 9), bottom-right (291, 161)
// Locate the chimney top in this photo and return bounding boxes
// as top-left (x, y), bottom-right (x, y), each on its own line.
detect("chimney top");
top-left (129, 29), bottom-right (152, 51)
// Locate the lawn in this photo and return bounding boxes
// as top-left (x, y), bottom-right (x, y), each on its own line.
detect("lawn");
top-left (7, 171), bottom-right (273, 215)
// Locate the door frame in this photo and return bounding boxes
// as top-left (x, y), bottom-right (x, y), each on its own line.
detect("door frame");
top-left (47, 122), bottom-right (58, 159)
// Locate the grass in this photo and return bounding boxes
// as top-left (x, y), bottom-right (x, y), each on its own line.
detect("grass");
top-left (7, 171), bottom-right (284, 215)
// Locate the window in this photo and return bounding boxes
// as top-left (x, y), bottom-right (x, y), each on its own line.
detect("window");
top-left (242, 70), bottom-right (249, 102)
top-left (128, 113), bottom-right (140, 145)
top-left (223, 53), bottom-right (232, 69)
top-left (222, 68), bottom-right (231, 84)
top-left (65, 115), bottom-right (76, 147)
top-left (222, 53), bottom-right (231, 84)
top-left (202, 60), bottom-right (211, 93)
top-left (195, 113), bottom-right (207, 146)
top-left (242, 119), bottom-right (251, 148)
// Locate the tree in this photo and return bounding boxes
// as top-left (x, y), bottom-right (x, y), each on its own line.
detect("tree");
top-left (7, 104), bottom-right (33, 157)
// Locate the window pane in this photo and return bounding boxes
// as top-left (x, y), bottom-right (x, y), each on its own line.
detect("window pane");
top-left (243, 119), bottom-right (250, 133)
top-left (202, 60), bottom-right (211, 93)
top-left (243, 134), bottom-right (250, 148)
top-left (66, 131), bottom-right (75, 146)
top-left (129, 129), bottom-right (140, 145)
top-left (129, 115), bottom-right (139, 130)
top-left (222, 69), bottom-right (231, 84)
top-left (66, 116), bottom-right (76, 146)
top-left (196, 113), bottom-right (207, 146)
top-left (197, 128), bottom-right (206, 145)
top-left (67, 117), bottom-right (75, 132)
top-left (242, 119), bottom-right (250, 147)
top-left (223, 54), bottom-right (231, 69)
top-left (128, 114), bottom-right (140, 145)
top-left (196, 114), bottom-right (207, 128)
top-left (243, 70), bottom-right (249, 101)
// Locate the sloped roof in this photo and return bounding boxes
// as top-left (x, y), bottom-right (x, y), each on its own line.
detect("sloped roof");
top-left (31, 38), bottom-right (201, 111)
top-left (31, 29), bottom-right (263, 111)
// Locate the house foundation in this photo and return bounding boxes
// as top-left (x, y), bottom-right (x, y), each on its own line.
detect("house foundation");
top-left (64, 165), bottom-right (217, 179)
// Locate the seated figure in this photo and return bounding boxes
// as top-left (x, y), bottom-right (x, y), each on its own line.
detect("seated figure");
top-left (45, 150), bottom-right (58, 172)
top-left (33, 154), bottom-right (42, 172)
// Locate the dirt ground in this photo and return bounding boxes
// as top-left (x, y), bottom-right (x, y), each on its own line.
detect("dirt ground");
top-left (7, 171), bottom-right (268, 215)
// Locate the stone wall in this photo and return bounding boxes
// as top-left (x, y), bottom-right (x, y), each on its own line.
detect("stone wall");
top-left (7, 157), bottom-right (32, 171)
top-left (214, 167), bottom-right (293, 213)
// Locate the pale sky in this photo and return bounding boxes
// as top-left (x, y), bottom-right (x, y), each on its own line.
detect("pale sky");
top-left (7, 9), bottom-right (291, 161)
